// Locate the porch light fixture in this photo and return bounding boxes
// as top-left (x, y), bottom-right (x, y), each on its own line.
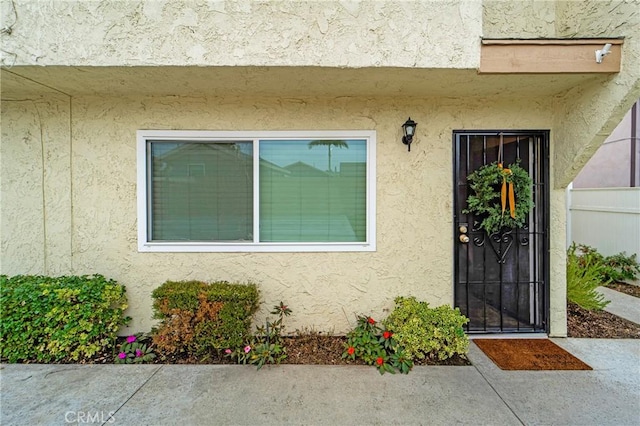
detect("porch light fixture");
top-left (401, 117), bottom-right (417, 152)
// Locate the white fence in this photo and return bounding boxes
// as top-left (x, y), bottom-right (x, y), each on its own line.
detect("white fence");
top-left (567, 187), bottom-right (640, 260)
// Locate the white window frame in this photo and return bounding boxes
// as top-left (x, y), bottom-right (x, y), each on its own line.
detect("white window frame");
top-left (137, 130), bottom-right (376, 252)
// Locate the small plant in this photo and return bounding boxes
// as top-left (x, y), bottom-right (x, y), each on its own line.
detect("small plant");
top-left (228, 302), bottom-right (292, 369)
top-left (115, 334), bottom-right (156, 364)
top-left (602, 252), bottom-right (640, 282)
top-left (575, 244), bottom-right (640, 284)
top-left (567, 244), bottom-right (610, 311)
top-left (383, 297), bottom-right (469, 361)
top-left (342, 315), bottom-right (411, 375)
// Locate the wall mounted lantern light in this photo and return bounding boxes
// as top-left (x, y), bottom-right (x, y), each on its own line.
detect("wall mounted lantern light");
top-left (402, 117), bottom-right (417, 151)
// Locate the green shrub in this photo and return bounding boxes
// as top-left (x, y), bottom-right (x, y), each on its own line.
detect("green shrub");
top-left (576, 244), bottom-right (640, 283)
top-left (151, 280), bottom-right (259, 359)
top-left (0, 274), bottom-right (130, 363)
top-left (383, 296), bottom-right (469, 361)
top-left (567, 244), bottom-right (610, 311)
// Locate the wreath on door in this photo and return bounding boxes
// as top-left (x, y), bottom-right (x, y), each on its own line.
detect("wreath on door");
top-left (463, 160), bottom-right (533, 236)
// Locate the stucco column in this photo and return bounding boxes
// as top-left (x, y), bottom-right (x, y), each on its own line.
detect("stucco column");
top-left (549, 188), bottom-right (568, 337)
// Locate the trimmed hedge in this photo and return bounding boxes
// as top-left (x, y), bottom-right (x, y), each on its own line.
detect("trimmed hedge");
top-left (151, 280), bottom-right (259, 358)
top-left (0, 274), bottom-right (130, 363)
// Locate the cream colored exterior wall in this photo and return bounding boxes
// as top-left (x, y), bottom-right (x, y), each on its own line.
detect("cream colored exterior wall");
top-left (552, 0), bottom-right (640, 188)
top-left (2, 0), bottom-right (640, 337)
top-left (0, 94), bottom-right (72, 275)
top-left (483, 0), bottom-right (557, 38)
top-left (0, 0), bottom-right (481, 69)
top-left (1, 94), bottom-right (555, 334)
top-left (573, 104), bottom-right (637, 188)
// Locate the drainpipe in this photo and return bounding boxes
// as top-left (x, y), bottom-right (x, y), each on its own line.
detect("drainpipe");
top-left (566, 182), bottom-right (573, 249)
top-left (631, 101), bottom-right (638, 187)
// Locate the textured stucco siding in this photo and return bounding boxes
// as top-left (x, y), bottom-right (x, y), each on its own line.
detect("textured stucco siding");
top-left (573, 105), bottom-right (636, 188)
top-left (1, 100), bottom-right (46, 272)
top-left (482, 0), bottom-right (557, 38)
top-left (549, 189), bottom-right (568, 337)
top-left (1, 95), bottom-right (72, 275)
top-left (1, 93), bottom-right (567, 334)
top-left (0, 0), bottom-right (481, 69)
top-left (552, 0), bottom-right (640, 188)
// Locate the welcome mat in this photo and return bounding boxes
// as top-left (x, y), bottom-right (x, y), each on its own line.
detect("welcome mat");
top-left (473, 338), bottom-right (592, 371)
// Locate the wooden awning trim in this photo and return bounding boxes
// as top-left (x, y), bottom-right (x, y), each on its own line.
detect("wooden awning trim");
top-left (480, 38), bottom-right (623, 74)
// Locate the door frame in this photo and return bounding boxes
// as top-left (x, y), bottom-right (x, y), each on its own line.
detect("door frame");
top-left (452, 130), bottom-right (550, 334)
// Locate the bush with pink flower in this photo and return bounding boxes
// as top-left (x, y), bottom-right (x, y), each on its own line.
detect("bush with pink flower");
top-left (226, 302), bottom-right (291, 369)
top-left (114, 333), bottom-right (156, 364)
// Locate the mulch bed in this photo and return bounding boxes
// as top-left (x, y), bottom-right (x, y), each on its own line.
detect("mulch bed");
top-left (283, 335), bottom-right (352, 365)
top-left (567, 302), bottom-right (640, 338)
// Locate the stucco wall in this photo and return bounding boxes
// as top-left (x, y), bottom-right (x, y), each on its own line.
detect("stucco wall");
top-left (572, 105), bottom-right (635, 188)
top-left (552, 0), bottom-right (640, 187)
top-left (0, 0), bottom-right (481, 69)
top-left (1, 93), bottom-right (567, 334)
top-left (483, 0), bottom-right (557, 38)
top-left (0, 95), bottom-right (72, 275)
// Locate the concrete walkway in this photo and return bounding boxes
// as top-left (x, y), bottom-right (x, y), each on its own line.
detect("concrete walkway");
top-left (1, 338), bottom-right (639, 426)
top-left (598, 286), bottom-right (640, 324)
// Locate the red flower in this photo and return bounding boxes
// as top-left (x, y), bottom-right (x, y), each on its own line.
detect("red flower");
top-left (383, 331), bottom-right (392, 339)
top-left (368, 317), bottom-right (375, 324)
top-left (376, 357), bottom-right (384, 366)
top-left (347, 346), bottom-right (355, 355)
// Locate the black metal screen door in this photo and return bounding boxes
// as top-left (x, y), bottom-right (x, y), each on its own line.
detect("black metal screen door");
top-left (453, 131), bottom-right (549, 333)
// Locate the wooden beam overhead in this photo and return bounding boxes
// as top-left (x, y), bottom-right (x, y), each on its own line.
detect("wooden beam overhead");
top-left (480, 39), bottom-right (623, 74)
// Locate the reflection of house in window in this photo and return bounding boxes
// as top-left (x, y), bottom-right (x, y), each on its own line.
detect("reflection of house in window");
top-left (339, 162), bottom-right (366, 177)
top-left (188, 163), bottom-right (205, 177)
top-left (284, 161), bottom-right (330, 177)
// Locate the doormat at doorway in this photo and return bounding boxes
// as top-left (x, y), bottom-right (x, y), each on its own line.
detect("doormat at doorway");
top-left (473, 339), bottom-right (592, 370)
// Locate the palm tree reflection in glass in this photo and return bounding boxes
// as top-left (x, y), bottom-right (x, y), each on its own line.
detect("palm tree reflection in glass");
top-left (308, 140), bottom-right (348, 173)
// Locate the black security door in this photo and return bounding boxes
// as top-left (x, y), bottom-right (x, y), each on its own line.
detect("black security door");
top-left (454, 131), bottom-right (549, 333)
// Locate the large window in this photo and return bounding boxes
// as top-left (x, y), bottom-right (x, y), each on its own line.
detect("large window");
top-left (137, 130), bottom-right (376, 252)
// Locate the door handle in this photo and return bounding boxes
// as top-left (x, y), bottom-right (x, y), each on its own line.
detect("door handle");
top-left (459, 235), bottom-right (470, 243)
